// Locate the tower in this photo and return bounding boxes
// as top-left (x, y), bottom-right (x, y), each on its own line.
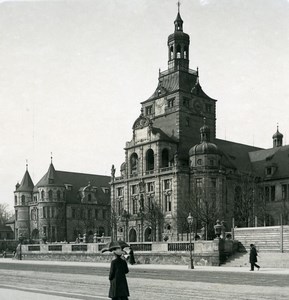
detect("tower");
top-left (272, 125), bottom-right (283, 148)
top-left (14, 163), bottom-right (34, 239)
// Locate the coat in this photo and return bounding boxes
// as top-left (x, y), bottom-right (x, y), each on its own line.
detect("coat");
top-left (249, 246), bottom-right (258, 263)
top-left (108, 256), bottom-right (130, 298)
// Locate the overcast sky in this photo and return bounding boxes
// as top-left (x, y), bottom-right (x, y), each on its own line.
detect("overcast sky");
top-left (1, 0), bottom-right (289, 211)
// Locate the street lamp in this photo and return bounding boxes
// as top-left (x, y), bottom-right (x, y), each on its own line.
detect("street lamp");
top-left (187, 212), bottom-right (194, 269)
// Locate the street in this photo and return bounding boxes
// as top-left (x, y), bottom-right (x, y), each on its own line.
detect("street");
top-left (0, 260), bottom-right (289, 299)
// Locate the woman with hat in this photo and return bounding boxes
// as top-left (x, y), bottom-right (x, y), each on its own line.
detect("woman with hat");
top-left (108, 248), bottom-right (130, 300)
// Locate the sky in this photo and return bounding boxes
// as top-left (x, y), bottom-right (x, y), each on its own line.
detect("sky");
top-left (1, 0), bottom-right (289, 211)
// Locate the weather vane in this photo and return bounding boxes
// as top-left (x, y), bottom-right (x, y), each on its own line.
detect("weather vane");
top-left (177, 1), bottom-right (181, 13)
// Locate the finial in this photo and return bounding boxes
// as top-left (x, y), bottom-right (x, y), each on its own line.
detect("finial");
top-left (177, 0), bottom-right (181, 13)
top-left (26, 159), bottom-right (28, 171)
top-left (277, 122), bottom-right (279, 131)
top-left (50, 152), bottom-right (53, 164)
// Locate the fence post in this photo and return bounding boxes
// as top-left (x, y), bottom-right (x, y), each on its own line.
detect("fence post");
top-left (280, 214), bottom-right (283, 253)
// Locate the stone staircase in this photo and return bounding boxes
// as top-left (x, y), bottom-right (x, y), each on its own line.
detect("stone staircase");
top-left (223, 251), bottom-right (289, 268)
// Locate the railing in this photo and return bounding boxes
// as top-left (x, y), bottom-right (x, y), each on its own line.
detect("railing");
top-left (71, 244), bottom-right (87, 252)
top-left (28, 245), bottom-right (40, 251)
top-left (48, 245), bottom-right (62, 251)
top-left (130, 243), bottom-right (152, 251)
top-left (168, 242), bottom-right (192, 252)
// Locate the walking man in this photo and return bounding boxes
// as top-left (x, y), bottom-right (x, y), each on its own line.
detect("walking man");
top-left (249, 244), bottom-right (260, 271)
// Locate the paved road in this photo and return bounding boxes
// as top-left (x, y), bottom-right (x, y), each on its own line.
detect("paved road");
top-left (0, 259), bottom-right (289, 299)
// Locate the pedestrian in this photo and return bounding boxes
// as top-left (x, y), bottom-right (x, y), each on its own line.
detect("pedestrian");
top-left (108, 248), bottom-right (130, 300)
top-left (128, 247), bottom-right (136, 265)
top-left (249, 243), bottom-right (260, 271)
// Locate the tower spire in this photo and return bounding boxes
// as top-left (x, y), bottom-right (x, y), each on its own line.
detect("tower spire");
top-left (51, 152), bottom-right (53, 164)
top-left (177, 0), bottom-right (181, 13)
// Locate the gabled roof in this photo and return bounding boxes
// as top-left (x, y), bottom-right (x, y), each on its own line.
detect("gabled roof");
top-left (249, 145), bottom-right (289, 180)
top-left (16, 170), bottom-right (34, 192)
top-left (36, 163), bottom-right (64, 187)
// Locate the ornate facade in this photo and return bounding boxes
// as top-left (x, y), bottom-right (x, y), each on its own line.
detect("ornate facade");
top-left (14, 162), bottom-right (111, 242)
top-left (110, 9), bottom-right (289, 242)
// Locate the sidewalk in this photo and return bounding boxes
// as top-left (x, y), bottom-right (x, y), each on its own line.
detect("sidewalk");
top-left (2, 258), bottom-right (289, 275)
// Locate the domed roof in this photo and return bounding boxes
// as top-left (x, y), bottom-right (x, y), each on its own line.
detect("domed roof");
top-left (272, 128), bottom-right (283, 139)
top-left (189, 142), bottom-right (219, 156)
top-left (168, 31), bottom-right (189, 43)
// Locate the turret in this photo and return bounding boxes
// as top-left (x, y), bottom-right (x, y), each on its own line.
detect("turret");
top-left (272, 125), bottom-right (283, 148)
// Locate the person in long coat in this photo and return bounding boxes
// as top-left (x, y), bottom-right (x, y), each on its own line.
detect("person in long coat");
top-left (249, 244), bottom-right (260, 271)
top-left (128, 247), bottom-right (136, 265)
top-left (109, 248), bottom-right (130, 300)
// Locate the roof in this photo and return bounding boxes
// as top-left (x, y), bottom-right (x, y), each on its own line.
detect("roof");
top-left (143, 69), bottom-right (216, 103)
top-left (214, 138), bottom-right (263, 173)
top-left (36, 163), bottom-right (64, 188)
top-left (35, 168), bottom-right (111, 205)
top-left (16, 170), bottom-right (34, 192)
top-left (249, 145), bottom-right (289, 180)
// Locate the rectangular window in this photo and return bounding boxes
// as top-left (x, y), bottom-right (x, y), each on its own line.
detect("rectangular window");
top-left (43, 207), bottom-right (46, 219)
top-left (131, 185), bottom-right (137, 195)
top-left (117, 187), bottom-right (123, 197)
top-left (167, 98), bottom-right (175, 108)
top-left (164, 179), bottom-right (171, 190)
top-left (147, 182), bottom-right (154, 192)
top-left (145, 105), bottom-right (153, 115)
top-left (282, 185), bottom-right (287, 200)
top-left (132, 198), bottom-right (138, 214)
top-left (43, 226), bottom-right (47, 236)
top-left (15, 210), bottom-right (18, 221)
top-left (118, 200), bottom-right (123, 215)
top-left (165, 194), bottom-right (172, 212)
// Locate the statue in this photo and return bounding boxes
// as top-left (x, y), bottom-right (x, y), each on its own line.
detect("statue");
top-left (111, 164), bottom-right (116, 179)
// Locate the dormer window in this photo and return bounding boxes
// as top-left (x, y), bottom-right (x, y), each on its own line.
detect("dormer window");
top-left (167, 98), bottom-right (175, 108)
top-left (145, 105), bottom-right (153, 115)
top-left (88, 194), bottom-right (92, 202)
top-left (266, 167), bottom-right (272, 175)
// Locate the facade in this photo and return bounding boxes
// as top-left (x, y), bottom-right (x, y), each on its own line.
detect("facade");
top-left (110, 10), bottom-right (289, 242)
top-left (14, 162), bottom-right (111, 242)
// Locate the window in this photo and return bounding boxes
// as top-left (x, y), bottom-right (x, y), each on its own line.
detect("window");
top-left (148, 196), bottom-right (154, 210)
top-left (72, 208), bottom-right (76, 219)
top-left (48, 190), bottom-right (53, 200)
top-left (130, 153), bottom-right (138, 174)
top-left (145, 105), bottom-right (153, 115)
top-left (57, 190), bottom-right (61, 201)
top-left (88, 194), bottom-right (92, 202)
top-left (88, 209), bottom-right (92, 219)
top-left (14, 196), bottom-right (17, 206)
top-left (176, 44), bottom-right (181, 58)
top-left (161, 149), bottom-right (169, 168)
top-left (15, 210), bottom-right (18, 221)
top-left (165, 194), bottom-right (172, 211)
top-left (146, 149), bottom-right (154, 171)
top-left (118, 199), bottom-right (123, 215)
top-left (266, 167), bottom-right (272, 175)
top-left (282, 184), bottom-right (288, 200)
top-left (184, 45), bottom-right (188, 59)
top-left (117, 187), bottom-right (123, 197)
top-left (167, 98), bottom-right (175, 108)
top-left (131, 185), bottom-right (137, 195)
top-left (164, 179), bottom-right (171, 190)
top-left (196, 178), bottom-right (202, 189)
top-left (132, 198), bottom-right (138, 214)
top-left (43, 207), bottom-right (46, 219)
top-left (170, 46), bottom-right (174, 59)
top-left (43, 226), bottom-right (47, 236)
top-left (21, 195), bottom-right (25, 205)
top-left (265, 186), bottom-right (270, 202)
top-left (34, 196), bottom-right (37, 202)
top-left (147, 182), bottom-right (154, 192)
top-left (41, 190), bottom-right (45, 200)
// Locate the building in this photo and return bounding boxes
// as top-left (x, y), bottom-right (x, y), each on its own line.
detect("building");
top-left (110, 8), bottom-right (289, 242)
top-left (14, 161), bottom-right (111, 242)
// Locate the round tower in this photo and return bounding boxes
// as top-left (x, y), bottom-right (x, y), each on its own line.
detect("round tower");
top-left (14, 163), bottom-right (34, 239)
top-left (272, 125), bottom-right (283, 148)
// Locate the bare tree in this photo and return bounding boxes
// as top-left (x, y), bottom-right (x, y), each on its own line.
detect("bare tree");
top-left (0, 203), bottom-right (12, 226)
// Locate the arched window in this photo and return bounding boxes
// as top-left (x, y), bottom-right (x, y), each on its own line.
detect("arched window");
top-left (41, 190), bottom-right (45, 200)
top-left (129, 228), bottom-right (137, 242)
top-left (48, 190), bottom-right (53, 200)
top-left (146, 149), bottom-right (154, 171)
top-left (184, 45), bottom-right (188, 59)
top-left (161, 149), bottom-right (169, 168)
top-left (130, 153), bottom-right (138, 174)
top-left (176, 44), bottom-right (181, 58)
top-left (21, 195), bottom-right (25, 205)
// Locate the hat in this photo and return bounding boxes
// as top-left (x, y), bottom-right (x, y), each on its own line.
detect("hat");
top-left (113, 248), bottom-right (124, 256)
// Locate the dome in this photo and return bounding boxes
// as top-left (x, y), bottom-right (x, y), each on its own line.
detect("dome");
top-left (168, 31), bottom-right (189, 43)
top-left (272, 129), bottom-right (283, 139)
top-left (189, 142), bottom-right (219, 156)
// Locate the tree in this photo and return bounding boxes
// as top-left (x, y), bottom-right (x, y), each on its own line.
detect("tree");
top-left (0, 203), bottom-right (12, 226)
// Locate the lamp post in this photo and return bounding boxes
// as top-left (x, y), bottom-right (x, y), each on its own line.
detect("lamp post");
top-left (187, 212), bottom-right (194, 269)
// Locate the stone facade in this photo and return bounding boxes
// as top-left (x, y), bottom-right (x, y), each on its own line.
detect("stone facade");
top-left (14, 162), bottom-right (111, 242)
top-left (110, 9), bottom-right (289, 243)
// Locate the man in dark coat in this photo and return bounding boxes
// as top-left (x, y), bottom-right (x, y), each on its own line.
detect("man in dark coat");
top-left (109, 248), bottom-right (130, 300)
top-left (249, 244), bottom-right (260, 271)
